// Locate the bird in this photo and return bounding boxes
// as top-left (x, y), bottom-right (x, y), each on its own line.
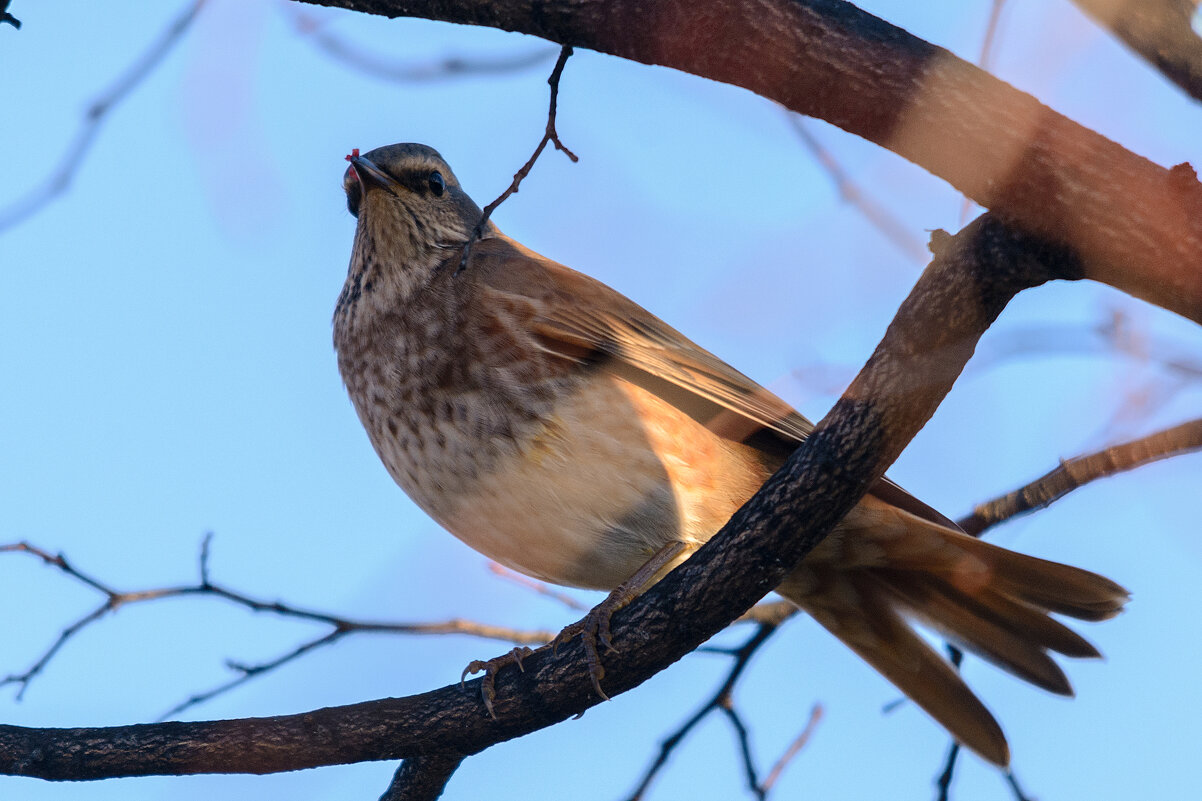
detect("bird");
top-left (333, 142), bottom-right (1128, 767)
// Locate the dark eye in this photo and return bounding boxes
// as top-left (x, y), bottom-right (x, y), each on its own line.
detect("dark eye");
top-left (427, 171), bottom-right (445, 196)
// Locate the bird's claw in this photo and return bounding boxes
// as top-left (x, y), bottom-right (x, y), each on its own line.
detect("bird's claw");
top-left (550, 594), bottom-right (627, 701)
top-left (460, 646), bottom-right (533, 719)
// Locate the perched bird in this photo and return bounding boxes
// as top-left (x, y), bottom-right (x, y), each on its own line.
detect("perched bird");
top-left (334, 142), bottom-right (1127, 766)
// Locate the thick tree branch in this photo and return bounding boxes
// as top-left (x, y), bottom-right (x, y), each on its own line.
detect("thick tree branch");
top-left (379, 754), bottom-right (463, 801)
top-left (1070, 0), bottom-right (1202, 103)
top-left (299, 0), bottom-right (1202, 324)
top-left (0, 212), bottom-right (1079, 781)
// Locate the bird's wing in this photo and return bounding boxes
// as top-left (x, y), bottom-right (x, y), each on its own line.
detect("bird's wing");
top-left (471, 234), bottom-right (957, 529)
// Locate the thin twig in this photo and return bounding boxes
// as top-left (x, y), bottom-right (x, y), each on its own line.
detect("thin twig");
top-left (1004, 771), bottom-right (1034, 801)
top-left (785, 113), bottom-right (927, 263)
top-left (458, 45), bottom-right (578, 272)
top-left (624, 618), bottom-right (800, 801)
top-left (0, 0), bottom-right (205, 231)
top-left (959, 417), bottom-right (1202, 536)
top-left (934, 741), bottom-right (962, 801)
top-left (287, 5), bottom-right (556, 81)
top-left (487, 562), bottom-right (589, 611)
top-left (760, 704), bottom-right (823, 794)
top-left (719, 700), bottom-right (764, 799)
top-left (1, 539), bottom-right (555, 717)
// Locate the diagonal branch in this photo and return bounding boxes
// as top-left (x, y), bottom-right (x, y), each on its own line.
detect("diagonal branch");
top-left (379, 754), bottom-right (464, 801)
top-left (1070, 0), bottom-right (1202, 103)
top-left (959, 417), bottom-right (1202, 536)
top-left (299, 0), bottom-right (1202, 325)
top-left (0, 0), bottom-right (205, 232)
top-left (0, 212), bottom-right (1081, 781)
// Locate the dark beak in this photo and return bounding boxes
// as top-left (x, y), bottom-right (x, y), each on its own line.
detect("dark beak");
top-left (348, 156), bottom-right (399, 193)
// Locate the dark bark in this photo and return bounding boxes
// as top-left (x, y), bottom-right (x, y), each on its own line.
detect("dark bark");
top-left (302, 0), bottom-right (1202, 325)
top-left (380, 755), bottom-right (463, 801)
top-left (0, 213), bottom-right (1080, 780)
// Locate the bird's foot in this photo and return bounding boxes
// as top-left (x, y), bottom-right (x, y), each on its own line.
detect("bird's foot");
top-left (461, 645), bottom-right (534, 719)
top-left (549, 593), bottom-right (627, 701)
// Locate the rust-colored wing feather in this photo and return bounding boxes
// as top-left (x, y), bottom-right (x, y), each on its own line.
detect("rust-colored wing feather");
top-left (469, 233), bottom-right (955, 528)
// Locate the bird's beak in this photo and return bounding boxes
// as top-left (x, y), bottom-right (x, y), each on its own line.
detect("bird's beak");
top-left (347, 155), bottom-right (399, 194)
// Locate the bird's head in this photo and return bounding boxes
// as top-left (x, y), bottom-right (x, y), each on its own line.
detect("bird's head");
top-left (343, 143), bottom-right (485, 266)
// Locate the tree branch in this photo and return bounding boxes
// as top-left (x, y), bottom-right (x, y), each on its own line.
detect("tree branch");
top-left (379, 754), bottom-right (463, 801)
top-left (0, 212), bottom-right (1079, 781)
top-left (0, 0), bottom-right (205, 231)
top-left (1070, 0), bottom-right (1202, 103)
top-left (1, 539), bottom-right (556, 717)
top-left (959, 417), bottom-right (1202, 536)
top-left (300, 0), bottom-right (1202, 324)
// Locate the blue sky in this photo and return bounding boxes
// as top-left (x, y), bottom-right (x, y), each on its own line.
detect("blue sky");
top-left (2, 2), bottom-right (1201, 799)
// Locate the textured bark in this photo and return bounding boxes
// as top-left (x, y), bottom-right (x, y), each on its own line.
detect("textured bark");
top-left (302, 0), bottom-right (1202, 324)
top-left (0, 214), bottom-right (1079, 780)
top-left (380, 755), bottom-right (463, 801)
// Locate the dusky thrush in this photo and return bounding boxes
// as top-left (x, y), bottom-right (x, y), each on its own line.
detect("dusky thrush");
top-left (334, 142), bottom-right (1127, 766)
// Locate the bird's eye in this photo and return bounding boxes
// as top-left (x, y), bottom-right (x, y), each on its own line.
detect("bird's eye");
top-left (428, 171), bottom-right (446, 196)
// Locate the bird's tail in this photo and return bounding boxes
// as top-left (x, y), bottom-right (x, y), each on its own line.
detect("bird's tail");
top-left (777, 497), bottom-right (1128, 766)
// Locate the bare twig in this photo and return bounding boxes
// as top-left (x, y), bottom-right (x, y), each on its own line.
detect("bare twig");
top-left (959, 417), bottom-right (1202, 536)
top-left (785, 114), bottom-right (927, 263)
top-left (1004, 771), bottom-right (1034, 801)
top-left (1, 539), bottom-right (555, 716)
top-left (487, 562), bottom-right (589, 611)
top-left (761, 704), bottom-right (823, 794)
top-left (934, 741), bottom-right (962, 801)
top-left (287, 5), bottom-right (556, 81)
top-left (0, 0), bottom-right (205, 232)
top-left (624, 617), bottom-right (801, 801)
top-left (0, 0), bottom-right (19, 28)
top-left (458, 45), bottom-right (578, 272)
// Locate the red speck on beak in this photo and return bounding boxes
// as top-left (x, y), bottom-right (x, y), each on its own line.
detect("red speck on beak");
top-left (345, 148), bottom-right (360, 162)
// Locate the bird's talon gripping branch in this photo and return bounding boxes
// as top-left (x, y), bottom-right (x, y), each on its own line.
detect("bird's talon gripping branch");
top-left (460, 646), bottom-right (533, 719)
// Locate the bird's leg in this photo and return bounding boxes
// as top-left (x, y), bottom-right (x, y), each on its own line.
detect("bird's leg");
top-left (460, 542), bottom-right (690, 716)
top-left (552, 540), bottom-right (691, 700)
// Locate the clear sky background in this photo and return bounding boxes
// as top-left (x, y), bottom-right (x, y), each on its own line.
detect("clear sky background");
top-left (3, 2), bottom-right (1201, 799)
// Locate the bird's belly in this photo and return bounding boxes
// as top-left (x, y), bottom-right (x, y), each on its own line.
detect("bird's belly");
top-left (423, 376), bottom-right (768, 590)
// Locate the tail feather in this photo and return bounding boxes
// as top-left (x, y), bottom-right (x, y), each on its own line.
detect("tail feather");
top-left (795, 573), bottom-right (1011, 767)
top-left (874, 525), bottom-right (1129, 621)
top-left (781, 507), bottom-right (1129, 766)
top-left (879, 569), bottom-right (1073, 695)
